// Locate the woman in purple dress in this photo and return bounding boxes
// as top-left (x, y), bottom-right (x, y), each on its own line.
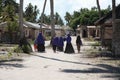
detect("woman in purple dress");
top-left (51, 35), bottom-right (58, 53)
top-left (36, 32), bottom-right (45, 52)
top-left (57, 36), bottom-right (64, 52)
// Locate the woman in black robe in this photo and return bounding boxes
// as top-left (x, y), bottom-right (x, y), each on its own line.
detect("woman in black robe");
top-left (64, 34), bottom-right (75, 53)
top-left (76, 35), bottom-right (82, 53)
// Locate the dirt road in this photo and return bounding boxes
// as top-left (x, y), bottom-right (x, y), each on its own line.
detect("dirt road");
top-left (0, 37), bottom-right (120, 80)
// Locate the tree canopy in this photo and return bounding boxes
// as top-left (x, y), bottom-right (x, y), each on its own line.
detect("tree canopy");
top-left (38, 12), bottom-right (64, 26)
top-left (64, 6), bottom-right (111, 30)
top-left (24, 3), bottom-right (39, 22)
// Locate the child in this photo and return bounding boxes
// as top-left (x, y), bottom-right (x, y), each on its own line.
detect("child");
top-left (34, 39), bottom-right (37, 52)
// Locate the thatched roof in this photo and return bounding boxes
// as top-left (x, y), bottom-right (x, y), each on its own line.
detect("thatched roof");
top-left (95, 4), bottom-right (120, 25)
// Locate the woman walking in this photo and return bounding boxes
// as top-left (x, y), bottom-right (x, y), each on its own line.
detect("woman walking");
top-left (36, 32), bottom-right (45, 52)
top-left (57, 36), bottom-right (64, 52)
top-left (51, 35), bottom-right (58, 53)
top-left (76, 35), bottom-right (82, 53)
top-left (64, 34), bottom-right (75, 53)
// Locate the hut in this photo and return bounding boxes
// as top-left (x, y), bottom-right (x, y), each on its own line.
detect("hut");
top-left (95, 4), bottom-right (120, 48)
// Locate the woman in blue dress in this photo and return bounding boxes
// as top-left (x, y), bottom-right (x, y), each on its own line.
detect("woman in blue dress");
top-left (57, 36), bottom-right (64, 52)
top-left (36, 32), bottom-right (45, 52)
top-left (64, 34), bottom-right (75, 53)
top-left (51, 35), bottom-right (58, 53)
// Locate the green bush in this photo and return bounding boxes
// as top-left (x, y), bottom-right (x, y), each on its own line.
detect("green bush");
top-left (14, 44), bottom-right (32, 54)
top-left (22, 44), bottom-right (32, 53)
top-left (92, 41), bottom-right (101, 46)
top-left (14, 46), bottom-right (23, 53)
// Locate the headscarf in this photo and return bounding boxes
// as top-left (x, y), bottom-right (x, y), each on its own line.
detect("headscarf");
top-left (52, 36), bottom-right (58, 45)
top-left (66, 34), bottom-right (71, 43)
top-left (36, 33), bottom-right (45, 44)
top-left (58, 37), bottom-right (64, 47)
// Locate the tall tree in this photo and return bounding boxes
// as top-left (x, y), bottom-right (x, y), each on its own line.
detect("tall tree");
top-left (64, 12), bottom-right (72, 26)
top-left (58, 17), bottom-right (64, 26)
top-left (40, 0), bottom-right (47, 32)
top-left (0, 0), bottom-right (19, 42)
top-left (33, 5), bottom-right (39, 22)
top-left (96, 0), bottom-right (101, 18)
top-left (19, 0), bottom-right (32, 53)
top-left (24, 3), bottom-right (39, 22)
top-left (54, 12), bottom-right (64, 25)
top-left (2, 0), bottom-right (19, 13)
top-left (19, 0), bottom-right (24, 38)
top-left (111, 0), bottom-right (120, 55)
top-left (96, 0), bottom-right (104, 46)
top-left (24, 3), bottom-right (34, 21)
top-left (1, 5), bottom-right (15, 21)
top-left (0, 0), bottom-right (2, 17)
top-left (50, 0), bottom-right (55, 37)
top-left (73, 11), bottom-right (80, 18)
top-left (1, 0), bottom-right (18, 21)
top-left (39, 14), bottom-right (51, 24)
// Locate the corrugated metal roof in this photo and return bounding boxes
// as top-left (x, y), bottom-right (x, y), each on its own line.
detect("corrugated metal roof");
top-left (24, 21), bottom-right (47, 29)
top-left (0, 21), bottom-right (64, 30)
top-left (0, 21), bottom-right (49, 29)
top-left (87, 26), bottom-right (96, 28)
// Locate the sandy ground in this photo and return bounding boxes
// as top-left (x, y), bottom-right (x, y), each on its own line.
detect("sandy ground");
top-left (0, 37), bottom-right (120, 80)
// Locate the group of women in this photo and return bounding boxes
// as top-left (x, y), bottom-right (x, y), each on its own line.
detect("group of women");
top-left (34, 32), bottom-right (82, 53)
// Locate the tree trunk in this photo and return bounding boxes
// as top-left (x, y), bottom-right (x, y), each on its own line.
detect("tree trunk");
top-left (40, 0), bottom-right (47, 33)
top-left (112, 0), bottom-right (120, 56)
top-left (19, 0), bottom-right (24, 38)
top-left (112, 0), bottom-right (115, 54)
top-left (112, 19), bottom-right (120, 56)
top-left (96, 0), bottom-right (103, 45)
top-left (50, 0), bottom-right (55, 38)
top-left (19, 0), bottom-right (32, 53)
top-left (96, 0), bottom-right (101, 18)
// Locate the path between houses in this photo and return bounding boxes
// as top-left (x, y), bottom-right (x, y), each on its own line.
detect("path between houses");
top-left (0, 37), bottom-right (120, 80)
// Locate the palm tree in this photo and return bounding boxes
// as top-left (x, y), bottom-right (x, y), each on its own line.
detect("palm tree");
top-left (64, 12), bottom-right (71, 26)
top-left (24, 3), bottom-right (39, 22)
top-left (19, 0), bottom-right (24, 38)
top-left (96, 0), bottom-right (104, 46)
top-left (40, 0), bottom-right (47, 32)
top-left (19, 0), bottom-right (32, 53)
top-left (1, 0), bottom-right (19, 43)
top-left (50, 0), bottom-right (55, 38)
top-left (112, 0), bottom-right (118, 55)
top-left (0, 0), bottom-right (2, 17)
top-left (96, 0), bottom-right (101, 18)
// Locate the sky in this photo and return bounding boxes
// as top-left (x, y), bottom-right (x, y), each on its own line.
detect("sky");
top-left (16, 0), bottom-right (120, 23)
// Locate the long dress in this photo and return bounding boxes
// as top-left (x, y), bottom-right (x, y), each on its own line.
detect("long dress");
top-left (76, 35), bottom-right (82, 53)
top-left (57, 37), bottom-right (64, 52)
top-left (51, 37), bottom-right (58, 52)
top-left (36, 33), bottom-right (45, 52)
top-left (64, 34), bottom-right (75, 53)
